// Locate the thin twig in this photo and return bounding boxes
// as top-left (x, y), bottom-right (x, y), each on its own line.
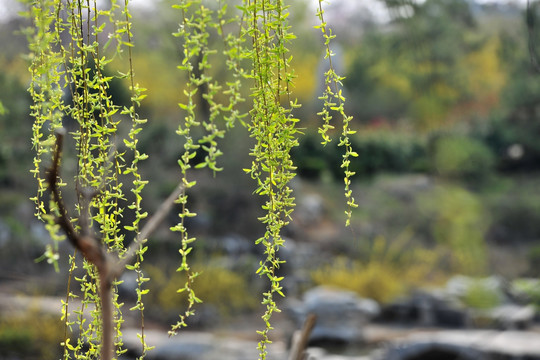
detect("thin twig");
top-left (114, 181), bottom-right (185, 276)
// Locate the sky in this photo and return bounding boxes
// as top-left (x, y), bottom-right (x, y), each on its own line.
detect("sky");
top-left (0, 0), bottom-right (530, 24)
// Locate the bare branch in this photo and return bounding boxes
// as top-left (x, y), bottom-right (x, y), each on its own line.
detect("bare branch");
top-left (48, 129), bottom-right (106, 267)
top-left (99, 271), bottom-right (113, 360)
top-left (114, 181), bottom-right (185, 275)
top-left (48, 128), bottom-right (113, 360)
top-left (288, 314), bottom-right (317, 360)
top-left (48, 128), bottom-right (187, 360)
top-left (48, 128), bottom-right (79, 248)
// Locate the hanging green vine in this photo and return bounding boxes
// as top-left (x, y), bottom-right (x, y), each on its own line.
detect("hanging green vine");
top-left (23, 0), bottom-right (356, 359)
top-left (23, 0), bottom-right (150, 358)
top-left (240, 1), bottom-right (299, 357)
top-left (315, 0), bottom-right (358, 226)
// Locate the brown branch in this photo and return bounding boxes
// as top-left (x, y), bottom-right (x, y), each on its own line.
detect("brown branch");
top-left (48, 129), bottom-right (81, 249)
top-left (48, 129), bottom-right (106, 268)
top-left (99, 269), bottom-right (113, 360)
top-left (48, 128), bottom-right (187, 360)
top-left (114, 181), bottom-right (185, 276)
top-left (48, 128), bottom-right (112, 360)
top-left (288, 313), bottom-right (317, 360)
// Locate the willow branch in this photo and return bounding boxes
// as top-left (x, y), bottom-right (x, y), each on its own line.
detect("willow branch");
top-left (48, 128), bottom-right (106, 268)
top-left (48, 128), bottom-right (112, 360)
top-left (99, 271), bottom-right (113, 360)
top-left (48, 129), bottom-right (81, 248)
top-left (114, 181), bottom-right (186, 276)
top-left (48, 128), bottom-right (186, 359)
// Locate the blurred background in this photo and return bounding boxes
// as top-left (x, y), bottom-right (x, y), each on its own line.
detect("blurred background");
top-left (3, 0), bottom-right (540, 359)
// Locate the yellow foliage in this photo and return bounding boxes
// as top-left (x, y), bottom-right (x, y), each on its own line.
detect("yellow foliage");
top-left (463, 37), bottom-right (506, 100)
top-left (145, 263), bottom-right (257, 316)
top-left (411, 94), bottom-right (449, 132)
top-left (110, 53), bottom-right (184, 118)
top-left (312, 231), bottom-right (441, 303)
top-left (0, 56), bottom-right (31, 84)
top-left (0, 308), bottom-right (64, 359)
top-left (290, 54), bottom-right (318, 102)
top-left (369, 58), bottom-right (412, 98)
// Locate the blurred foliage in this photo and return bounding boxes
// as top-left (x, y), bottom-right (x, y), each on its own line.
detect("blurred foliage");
top-left (293, 130), bottom-right (428, 180)
top-left (512, 278), bottom-right (540, 310)
top-left (488, 178), bottom-right (540, 243)
top-left (459, 279), bottom-right (502, 310)
top-left (312, 231), bottom-right (441, 303)
top-left (3, 0), bottom-right (540, 320)
top-left (430, 134), bottom-right (495, 182)
top-left (419, 185), bottom-right (489, 276)
top-left (144, 262), bottom-right (257, 319)
top-left (344, 0), bottom-right (506, 131)
top-left (0, 309), bottom-right (64, 359)
top-left (0, 57), bottom-right (33, 187)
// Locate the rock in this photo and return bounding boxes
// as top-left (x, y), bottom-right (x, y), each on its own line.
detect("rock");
top-left (123, 329), bottom-right (215, 360)
top-left (484, 304), bottom-right (535, 330)
top-left (444, 276), bottom-right (536, 329)
top-left (376, 330), bottom-right (540, 360)
top-left (220, 234), bottom-right (254, 256)
top-left (511, 278), bottom-right (540, 307)
top-left (377, 290), bottom-right (470, 328)
top-left (118, 271), bottom-right (139, 302)
top-left (287, 286), bottom-right (380, 344)
top-left (446, 275), bottom-right (506, 305)
top-left (122, 328), bottom-right (287, 360)
top-left (303, 346), bottom-right (373, 360)
top-left (296, 193), bottom-right (325, 226)
top-left (377, 340), bottom-right (485, 360)
top-left (153, 342), bottom-right (214, 360)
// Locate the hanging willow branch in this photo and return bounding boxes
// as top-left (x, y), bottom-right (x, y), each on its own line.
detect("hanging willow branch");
top-left (47, 129), bottom-right (185, 360)
top-left (25, 1), bottom-right (356, 359)
top-left (316, 0), bottom-right (358, 226)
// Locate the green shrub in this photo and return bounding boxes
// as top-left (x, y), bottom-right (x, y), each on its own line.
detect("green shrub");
top-left (460, 279), bottom-right (502, 310)
top-left (292, 131), bottom-right (428, 180)
top-left (419, 185), bottom-right (489, 276)
top-left (431, 134), bottom-right (495, 182)
top-left (492, 194), bottom-right (540, 242)
top-left (512, 278), bottom-right (540, 310)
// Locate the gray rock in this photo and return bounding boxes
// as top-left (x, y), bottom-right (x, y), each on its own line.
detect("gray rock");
top-left (303, 346), bottom-right (373, 360)
top-left (122, 328), bottom-right (287, 360)
top-left (376, 330), bottom-right (540, 360)
top-left (153, 342), bottom-right (214, 360)
top-left (446, 275), bottom-right (506, 303)
top-left (0, 219), bottom-right (11, 247)
top-left (123, 329), bottom-right (215, 360)
top-left (296, 193), bottom-right (325, 226)
top-left (288, 286), bottom-right (380, 344)
top-left (378, 290), bottom-right (470, 328)
top-left (445, 276), bottom-right (535, 329)
top-left (379, 340), bottom-right (485, 360)
top-left (484, 304), bottom-right (535, 330)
